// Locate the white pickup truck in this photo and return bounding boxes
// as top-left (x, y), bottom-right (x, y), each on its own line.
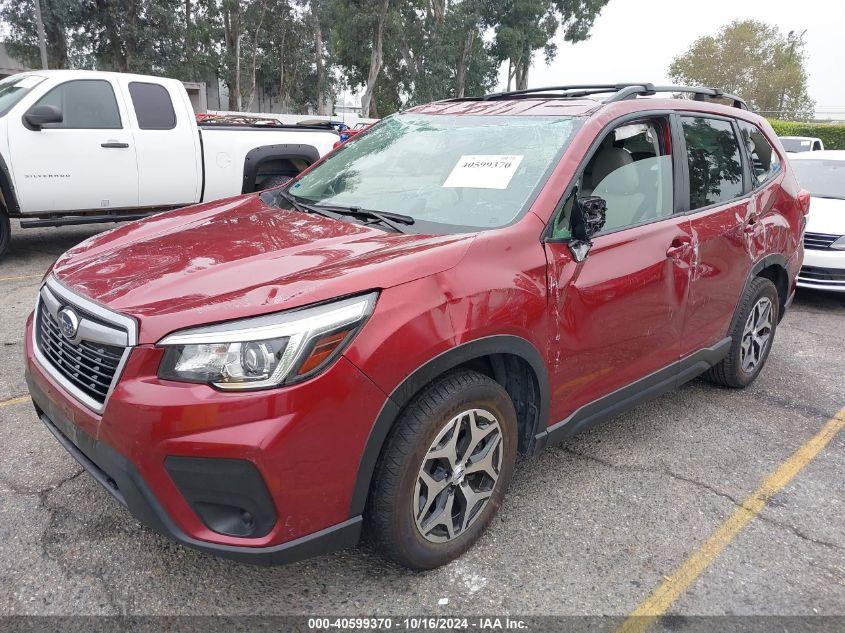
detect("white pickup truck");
top-left (0, 70), bottom-right (340, 258)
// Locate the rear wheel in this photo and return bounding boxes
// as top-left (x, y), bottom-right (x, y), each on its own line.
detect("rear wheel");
top-left (365, 370), bottom-right (517, 570)
top-left (706, 277), bottom-right (779, 388)
top-left (0, 212), bottom-right (10, 260)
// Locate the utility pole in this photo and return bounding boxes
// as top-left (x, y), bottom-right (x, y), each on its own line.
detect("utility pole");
top-left (33, 0), bottom-right (49, 69)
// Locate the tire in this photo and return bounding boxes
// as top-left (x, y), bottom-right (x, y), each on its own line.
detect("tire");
top-left (0, 212), bottom-right (10, 260)
top-left (706, 277), bottom-right (779, 388)
top-left (258, 173), bottom-right (297, 191)
top-left (365, 370), bottom-right (518, 570)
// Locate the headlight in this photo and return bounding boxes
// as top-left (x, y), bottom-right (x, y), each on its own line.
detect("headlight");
top-left (157, 292), bottom-right (377, 390)
top-left (832, 235), bottom-right (845, 250)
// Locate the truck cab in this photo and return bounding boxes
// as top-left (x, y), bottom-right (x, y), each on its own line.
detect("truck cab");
top-left (0, 70), bottom-right (339, 258)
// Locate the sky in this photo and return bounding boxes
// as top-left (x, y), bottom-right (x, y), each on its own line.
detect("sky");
top-left (507, 0), bottom-right (845, 119)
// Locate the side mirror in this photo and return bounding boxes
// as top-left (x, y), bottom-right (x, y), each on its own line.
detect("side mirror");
top-left (24, 104), bottom-right (63, 130)
top-left (568, 195), bottom-right (607, 262)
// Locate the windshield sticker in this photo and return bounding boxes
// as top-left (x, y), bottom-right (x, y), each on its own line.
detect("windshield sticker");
top-left (443, 155), bottom-right (524, 189)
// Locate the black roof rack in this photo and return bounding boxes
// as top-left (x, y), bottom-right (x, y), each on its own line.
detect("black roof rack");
top-left (469, 83), bottom-right (748, 110)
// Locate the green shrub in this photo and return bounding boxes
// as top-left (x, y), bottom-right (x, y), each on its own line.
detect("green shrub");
top-left (767, 119), bottom-right (845, 150)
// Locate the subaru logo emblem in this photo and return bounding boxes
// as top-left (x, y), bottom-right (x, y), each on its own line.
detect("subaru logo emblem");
top-left (57, 307), bottom-right (80, 340)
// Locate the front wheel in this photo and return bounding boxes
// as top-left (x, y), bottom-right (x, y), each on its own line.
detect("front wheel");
top-left (365, 370), bottom-right (517, 570)
top-left (706, 277), bottom-right (779, 388)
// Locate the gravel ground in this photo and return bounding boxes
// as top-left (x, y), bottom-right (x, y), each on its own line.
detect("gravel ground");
top-left (0, 220), bottom-right (843, 620)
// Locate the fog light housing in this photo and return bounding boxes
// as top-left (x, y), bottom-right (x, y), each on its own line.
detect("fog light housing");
top-left (165, 456), bottom-right (277, 538)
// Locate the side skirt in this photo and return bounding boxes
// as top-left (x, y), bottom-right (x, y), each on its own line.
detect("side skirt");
top-left (532, 337), bottom-right (732, 455)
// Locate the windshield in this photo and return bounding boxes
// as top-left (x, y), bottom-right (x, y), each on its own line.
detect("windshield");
top-left (288, 113), bottom-right (580, 233)
top-left (780, 138), bottom-right (813, 153)
top-left (791, 159), bottom-right (845, 200)
top-left (0, 75), bottom-right (45, 117)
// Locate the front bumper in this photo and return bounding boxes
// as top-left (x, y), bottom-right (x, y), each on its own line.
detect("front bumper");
top-left (29, 377), bottom-right (361, 565)
top-left (25, 313), bottom-right (387, 564)
top-left (797, 247), bottom-right (845, 292)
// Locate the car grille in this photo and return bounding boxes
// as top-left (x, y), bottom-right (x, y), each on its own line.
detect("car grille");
top-left (803, 232), bottom-right (841, 250)
top-left (36, 302), bottom-right (126, 405)
top-left (798, 265), bottom-right (845, 286)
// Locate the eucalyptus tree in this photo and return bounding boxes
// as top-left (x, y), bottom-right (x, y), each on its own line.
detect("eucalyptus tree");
top-left (489, 0), bottom-right (608, 91)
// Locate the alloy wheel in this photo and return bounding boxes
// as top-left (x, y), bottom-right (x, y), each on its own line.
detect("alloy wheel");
top-left (740, 296), bottom-right (773, 373)
top-left (413, 408), bottom-right (503, 543)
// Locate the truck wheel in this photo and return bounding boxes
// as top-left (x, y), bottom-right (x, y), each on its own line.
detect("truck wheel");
top-left (365, 370), bottom-right (517, 570)
top-left (706, 277), bottom-right (779, 388)
top-left (0, 212), bottom-right (10, 260)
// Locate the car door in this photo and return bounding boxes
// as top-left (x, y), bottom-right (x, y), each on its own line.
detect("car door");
top-left (676, 115), bottom-right (755, 353)
top-left (9, 78), bottom-right (139, 213)
top-left (117, 78), bottom-right (201, 207)
top-left (543, 115), bottom-right (693, 425)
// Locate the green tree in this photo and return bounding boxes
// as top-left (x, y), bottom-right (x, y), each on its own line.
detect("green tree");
top-left (490, 0), bottom-right (608, 91)
top-left (451, 0), bottom-right (497, 98)
top-left (327, 0), bottom-right (400, 117)
top-left (2, 0), bottom-right (606, 116)
top-left (1, 0), bottom-right (86, 69)
top-left (329, 0), bottom-right (499, 116)
top-left (669, 20), bottom-right (815, 120)
top-left (250, 0), bottom-right (332, 113)
top-left (396, 0), bottom-right (498, 104)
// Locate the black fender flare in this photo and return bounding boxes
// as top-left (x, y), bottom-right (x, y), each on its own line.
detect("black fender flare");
top-left (0, 152), bottom-right (20, 216)
top-left (348, 334), bottom-right (550, 517)
top-left (729, 253), bottom-right (789, 333)
top-left (241, 143), bottom-right (320, 194)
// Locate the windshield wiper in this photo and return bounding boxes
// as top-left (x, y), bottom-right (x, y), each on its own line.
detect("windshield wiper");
top-left (312, 204), bottom-right (415, 233)
top-left (273, 188), bottom-right (344, 221)
top-left (270, 189), bottom-right (414, 233)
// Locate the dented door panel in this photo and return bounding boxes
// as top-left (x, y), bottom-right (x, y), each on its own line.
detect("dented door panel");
top-left (543, 216), bottom-right (692, 424)
top-left (683, 199), bottom-right (752, 352)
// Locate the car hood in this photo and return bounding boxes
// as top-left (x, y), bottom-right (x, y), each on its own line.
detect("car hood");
top-left (51, 194), bottom-right (476, 344)
top-left (806, 196), bottom-right (845, 235)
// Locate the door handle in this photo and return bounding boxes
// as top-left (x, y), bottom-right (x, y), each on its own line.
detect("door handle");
top-left (101, 141), bottom-right (129, 149)
top-left (666, 237), bottom-right (691, 258)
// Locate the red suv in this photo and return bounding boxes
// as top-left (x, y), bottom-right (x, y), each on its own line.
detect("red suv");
top-left (25, 84), bottom-right (807, 570)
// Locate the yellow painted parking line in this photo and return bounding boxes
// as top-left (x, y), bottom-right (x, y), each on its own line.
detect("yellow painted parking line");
top-left (616, 405), bottom-right (845, 633)
top-left (0, 274), bottom-right (41, 282)
top-left (0, 395), bottom-right (31, 408)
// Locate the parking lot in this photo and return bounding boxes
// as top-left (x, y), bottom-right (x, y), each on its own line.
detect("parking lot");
top-left (0, 219), bottom-right (843, 621)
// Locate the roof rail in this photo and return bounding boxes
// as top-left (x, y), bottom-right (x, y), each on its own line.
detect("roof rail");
top-left (472, 83), bottom-right (748, 110)
top-left (478, 83), bottom-right (653, 101)
top-left (606, 84), bottom-right (748, 110)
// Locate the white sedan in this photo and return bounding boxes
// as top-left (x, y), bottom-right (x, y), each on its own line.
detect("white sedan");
top-left (790, 150), bottom-right (845, 292)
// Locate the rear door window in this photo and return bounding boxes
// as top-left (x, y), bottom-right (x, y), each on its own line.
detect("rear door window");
top-left (33, 79), bottom-right (122, 129)
top-left (738, 121), bottom-right (781, 186)
top-left (128, 82), bottom-right (177, 130)
top-left (681, 117), bottom-right (743, 210)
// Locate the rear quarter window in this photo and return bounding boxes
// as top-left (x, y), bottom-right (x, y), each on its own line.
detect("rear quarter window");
top-left (738, 121), bottom-right (781, 186)
top-left (128, 82), bottom-right (177, 130)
